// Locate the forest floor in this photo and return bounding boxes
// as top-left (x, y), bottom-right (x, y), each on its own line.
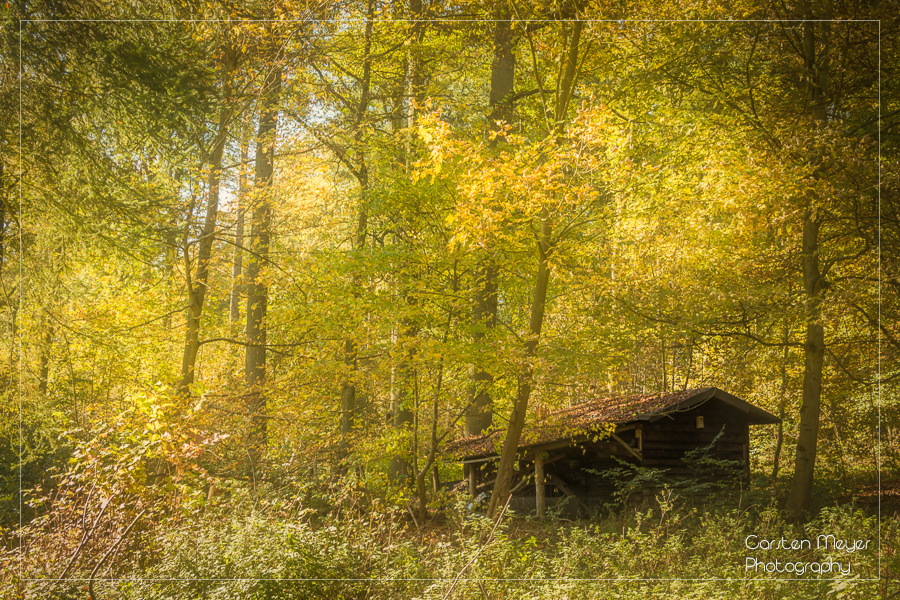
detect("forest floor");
top-left (5, 472), bottom-right (898, 600)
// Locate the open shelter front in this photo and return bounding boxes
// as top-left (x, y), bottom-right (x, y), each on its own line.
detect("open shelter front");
top-left (446, 387), bottom-right (780, 516)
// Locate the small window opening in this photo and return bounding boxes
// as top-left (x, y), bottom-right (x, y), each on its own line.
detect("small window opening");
top-left (696, 415), bottom-right (705, 429)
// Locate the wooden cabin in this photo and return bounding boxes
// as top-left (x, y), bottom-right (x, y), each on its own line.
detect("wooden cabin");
top-left (446, 387), bottom-right (780, 515)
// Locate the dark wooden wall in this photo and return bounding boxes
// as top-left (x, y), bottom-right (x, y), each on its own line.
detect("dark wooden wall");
top-left (463, 399), bottom-right (754, 509)
top-left (641, 401), bottom-right (750, 476)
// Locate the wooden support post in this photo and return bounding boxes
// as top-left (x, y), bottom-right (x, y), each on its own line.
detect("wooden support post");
top-left (611, 432), bottom-right (643, 461)
top-left (548, 473), bottom-right (593, 517)
top-left (535, 450), bottom-right (547, 517)
top-left (743, 441), bottom-right (750, 476)
top-left (466, 463), bottom-right (477, 497)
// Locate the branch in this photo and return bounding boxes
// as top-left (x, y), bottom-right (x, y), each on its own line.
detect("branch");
top-left (851, 302), bottom-right (900, 352)
top-left (204, 400), bottom-right (295, 422)
top-left (824, 346), bottom-right (876, 386)
top-left (614, 296), bottom-right (805, 349)
top-left (56, 494), bottom-right (115, 582)
top-left (88, 509), bottom-right (147, 600)
top-left (113, 306), bottom-right (190, 334)
top-left (196, 337), bottom-right (310, 357)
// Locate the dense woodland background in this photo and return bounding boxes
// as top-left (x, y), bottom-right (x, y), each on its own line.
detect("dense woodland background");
top-left (0, 0), bottom-right (898, 598)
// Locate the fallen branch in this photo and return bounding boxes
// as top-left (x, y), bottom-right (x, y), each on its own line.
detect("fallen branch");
top-left (57, 493), bottom-right (114, 582)
top-left (88, 509), bottom-right (147, 600)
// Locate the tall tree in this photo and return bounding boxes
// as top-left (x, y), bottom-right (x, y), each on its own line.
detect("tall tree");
top-left (615, 13), bottom-right (882, 518)
top-left (486, 16), bottom-right (586, 518)
top-left (332, 0), bottom-right (376, 437)
top-left (244, 34), bottom-right (283, 466)
top-left (229, 119), bottom-right (251, 332)
top-left (785, 9), bottom-right (833, 521)
top-left (178, 46), bottom-right (237, 395)
top-left (465, 5), bottom-right (516, 437)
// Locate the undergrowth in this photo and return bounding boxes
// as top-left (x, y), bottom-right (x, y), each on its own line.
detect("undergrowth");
top-left (7, 485), bottom-right (897, 600)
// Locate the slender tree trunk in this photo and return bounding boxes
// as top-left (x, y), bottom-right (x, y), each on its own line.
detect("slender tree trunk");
top-left (229, 123), bottom-right (249, 331)
top-left (404, 0), bottom-right (425, 154)
top-left (415, 360), bottom-right (443, 523)
top-left (338, 176), bottom-right (370, 436)
top-left (487, 209), bottom-right (553, 518)
top-left (771, 325), bottom-right (791, 479)
top-left (389, 312), bottom-right (417, 482)
top-left (786, 10), bottom-right (831, 521)
top-left (162, 210), bottom-right (178, 330)
top-left (340, 0), bottom-right (375, 436)
top-left (245, 59), bottom-right (282, 467)
top-left (681, 337), bottom-right (695, 391)
top-left (786, 212), bottom-right (827, 520)
top-left (486, 18), bottom-right (583, 519)
top-left (465, 13), bottom-right (515, 436)
top-left (388, 1), bottom-right (407, 137)
top-left (389, 0), bottom-right (427, 480)
top-left (0, 160), bottom-right (6, 266)
top-left (466, 260), bottom-right (499, 436)
top-left (660, 325), bottom-right (667, 393)
top-left (38, 325), bottom-right (52, 394)
top-left (178, 71), bottom-right (234, 395)
top-left (414, 262), bottom-right (457, 521)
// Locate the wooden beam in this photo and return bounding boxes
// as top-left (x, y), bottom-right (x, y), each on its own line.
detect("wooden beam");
top-left (535, 450), bottom-right (547, 517)
top-left (527, 438), bottom-right (583, 453)
top-left (547, 474), bottom-right (593, 517)
top-left (611, 433), bottom-right (643, 461)
top-left (473, 464), bottom-right (534, 495)
top-left (614, 423), bottom-right (639, 433)
top-left (461, 455), bottom-right (498, 464)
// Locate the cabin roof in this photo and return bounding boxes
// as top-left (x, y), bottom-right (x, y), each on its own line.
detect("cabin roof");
top-left (446, 387), bottom-right (780, 459)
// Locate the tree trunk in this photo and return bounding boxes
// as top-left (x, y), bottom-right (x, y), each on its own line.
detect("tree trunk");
top-left (771, 324), bottom-right (791, 479)
top-left (162, 207), bottom-right (178, 330)
top-left (178, 74), bottom-right (233, 395)
top-left (229, 122), bottom-right (249, 331)
top-left (0, 160), bottom-right (6, 266)
top-left (404, 0), bottom-right (425, 151)
top-left (339, 0), bottom-right (375, 436)
top-left (786, 212), bottom-right (826, 520)
top-left (486, 18), bottom-right (583, 520)
top-left (488, 10), bottom-right (516, 130)
top-left (415, 358), bottom-right (445, 522)
top-left (466, 260), bottom-right (498, 436)
top-left (389, 313), bottom-right (417, 482)
top-left (786, 10), bottom-right (831, 521)
top-left (245, 59), bottom-right (282, 467)
top-left (38, 324), bottom-right (52, 394)
top-left (465, 13), bottom-right (515, 436)
top-left (487, 208), bottom-right (554, 518)
top-left (389, 0), bottom-right (427, 481)
top-left (339, 177), bottom-right (369, 436)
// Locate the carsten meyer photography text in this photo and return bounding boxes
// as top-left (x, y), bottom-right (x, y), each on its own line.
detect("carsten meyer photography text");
top-left (744, 534), bottom-right (872, 576)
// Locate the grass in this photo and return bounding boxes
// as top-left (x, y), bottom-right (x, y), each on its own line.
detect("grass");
top-left (8, 480), bottom-right (896, 600)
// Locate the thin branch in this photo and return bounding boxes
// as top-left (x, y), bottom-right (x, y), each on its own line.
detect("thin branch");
top-left (88, 509), bottom-right (147, 600)
top-left (56, 494), bottom-right (115, 582)
top-left (196, 337), bottom-right (310, 357)
top-left (512, 0), bottom-right (552, 134)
